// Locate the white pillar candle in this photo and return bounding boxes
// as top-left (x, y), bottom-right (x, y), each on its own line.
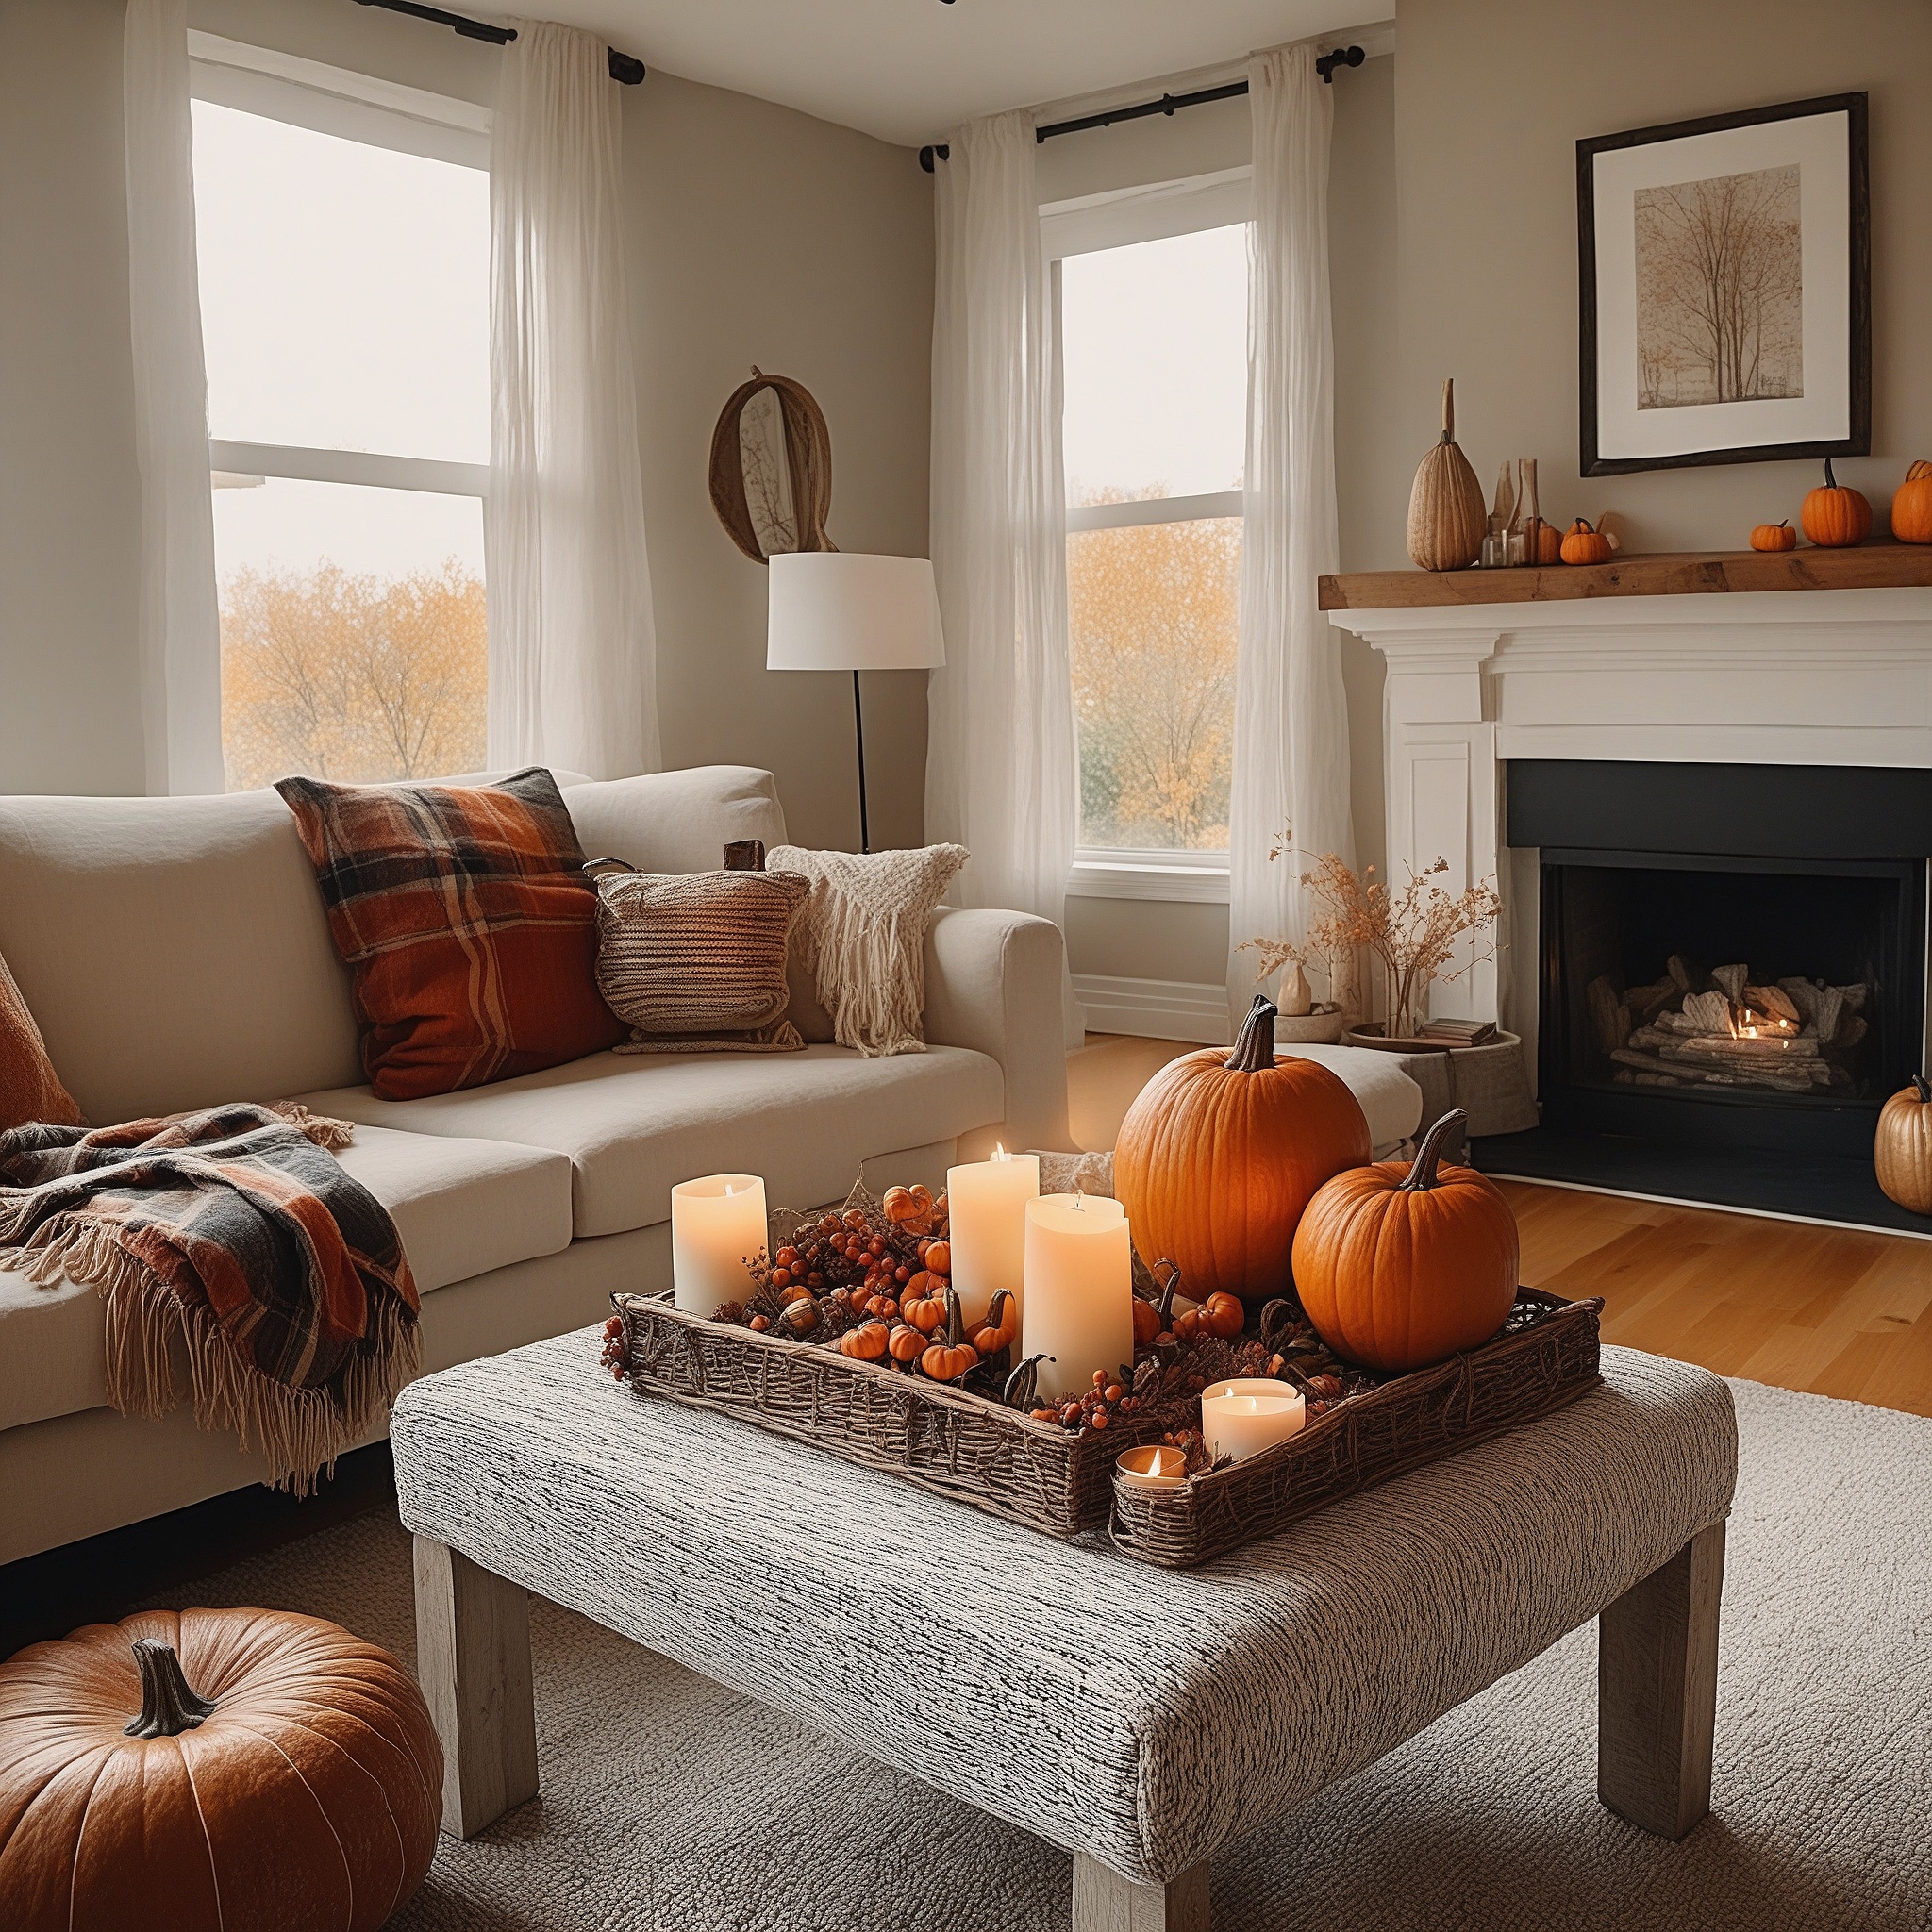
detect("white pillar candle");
top-left (1022, 1192), bottom-right (1133, 1404)
top-left (1200, 1378), bottom-right (1307, 1463)
top-left (670, 1174), bottom-right (768, 1316)
top-left (946, 1145), bottom-right (1040, 1325)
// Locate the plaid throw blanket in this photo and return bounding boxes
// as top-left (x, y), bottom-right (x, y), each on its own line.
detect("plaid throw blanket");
top-left (0, 1103), bottom-right (418, 1493)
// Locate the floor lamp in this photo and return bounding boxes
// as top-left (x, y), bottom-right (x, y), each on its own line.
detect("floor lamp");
top-left (767, 553), bottom-right (945, 853)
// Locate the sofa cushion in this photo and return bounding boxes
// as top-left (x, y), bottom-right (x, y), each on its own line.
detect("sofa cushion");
top-left (295, 1044), bottom-right (1006, 1240)
top-left (563, 767), bottom-right (789, 876)
top-left (0, 1124), bottom-right (573, 1435)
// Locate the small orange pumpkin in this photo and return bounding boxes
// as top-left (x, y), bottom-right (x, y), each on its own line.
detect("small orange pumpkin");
top-left (922, 1240), bottom-right (951, 1276)
top-left (888, 1322), bottom-right (925, 1364)
top-left (1114, 995), bottom-right (1372, 1303)
top-left (1801, 458), bottom-right (1872, 547)
top-left (1891, 460), bottom-right (1932, 546)
top-left (1874, 1074), bottom-right (1932, 1215)
top-left (902, 1277), bottom-right (949, 1332)
top-left (920, 1285), bottom-right (979, 1382)
top-left (1750, 520), bottom-right (1797, 552)
top-left (1196, 1291), bottom-right (1246, 1340)
top-left (971, 1287), bottom-right (1019, 1357)
top-left (838, 1319), bottom-right (891, 1361)
top-left (1534, 519), bottom-right (1563, 565)
top-left (1559, 517), bottom-right (1612, 566)
top-left (1291, 1109), bottom-right (1519, 1373)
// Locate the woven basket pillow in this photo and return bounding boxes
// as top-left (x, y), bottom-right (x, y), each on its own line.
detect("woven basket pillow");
top-left (591, 865), bottom-right (811, 1054)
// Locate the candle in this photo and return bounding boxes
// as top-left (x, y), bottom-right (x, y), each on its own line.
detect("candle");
top-left (1022, 1192), bottom-right (1133, 1404)
top-left (1116, 1443), bottom-right (1189, 1491)
top-left (1200, 1377), bottom-right (1307, 1462)
top-left (946, 1145), bottom-right (1040, 1325)
top-left (670, 1174), bottom-right (768, 1315)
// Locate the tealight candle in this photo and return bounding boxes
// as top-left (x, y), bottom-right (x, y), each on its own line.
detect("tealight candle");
top-left (1115, 1443), bottom-right (1189, 1491)
top-left (1022, 1192), bottom-right (1132, 1404)
top-left (1200, 1377), bottom-right (1307, 1462)
top-left (946, 1144), bottom-right (1040, 1325)
top-left (670, 1174), bottom-right (767, 1315)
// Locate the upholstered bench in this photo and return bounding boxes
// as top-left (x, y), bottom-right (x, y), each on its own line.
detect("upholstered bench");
top-left (391, 1328), bottom-right (1738, 1929)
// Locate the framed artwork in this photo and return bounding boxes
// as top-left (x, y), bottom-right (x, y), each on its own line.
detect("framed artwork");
top-left (1577, 93), bottom-right (1869, 476)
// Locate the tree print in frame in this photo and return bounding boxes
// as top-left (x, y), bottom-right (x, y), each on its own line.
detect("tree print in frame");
top-left (1577, 94), bottom-right (1868, 476)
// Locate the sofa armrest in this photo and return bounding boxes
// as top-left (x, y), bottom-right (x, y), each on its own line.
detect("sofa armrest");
top-left (923, 906), bottom-right (1074, 1154)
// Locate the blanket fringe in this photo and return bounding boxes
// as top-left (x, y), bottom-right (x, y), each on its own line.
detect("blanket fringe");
top-left (21, 1216), bottom-right (418, 1495)
top-left (270, 1101), bottom-right (358, 1150)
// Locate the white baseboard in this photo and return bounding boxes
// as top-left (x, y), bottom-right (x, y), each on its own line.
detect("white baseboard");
top-left (1073, 974), bottom-right (1230, 1045)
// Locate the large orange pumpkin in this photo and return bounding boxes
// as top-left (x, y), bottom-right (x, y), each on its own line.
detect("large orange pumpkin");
top-left (0, 1607), bottom-right (442, 1931)
top-left (1891, 459), bottom-right (1932, 546)
top-left (1114, 994), bottom-right (1371, 1303)
top-left (1291, 1108), bottom-right (1519, 1373)
top-left (1874, 1074), bottom-right (1932, 1214)
top-left (1800, 458), bottom-right (1872, 547)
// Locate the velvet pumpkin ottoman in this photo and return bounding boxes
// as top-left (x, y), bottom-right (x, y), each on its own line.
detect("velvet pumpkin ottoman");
top-left (391, 1326), bottom-right (1739, 1930)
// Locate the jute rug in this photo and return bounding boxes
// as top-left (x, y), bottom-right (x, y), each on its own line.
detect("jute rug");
top-left (144, 1376), bottom-right (1932, 1931)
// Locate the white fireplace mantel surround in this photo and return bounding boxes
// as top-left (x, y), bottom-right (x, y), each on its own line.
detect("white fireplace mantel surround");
top-left (1330, 585), bottom-right (1932, 1047)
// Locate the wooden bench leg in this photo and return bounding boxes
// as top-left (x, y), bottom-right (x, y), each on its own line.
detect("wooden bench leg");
top-left (1073, 1851), bottom-right (1209, 1931)
top-left (414, 1534), bottom-right (540, 1839)
top-left (1597, 1519), bottom-right (1724, 1840)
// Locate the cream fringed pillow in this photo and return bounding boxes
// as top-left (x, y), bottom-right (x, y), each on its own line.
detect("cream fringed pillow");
top-left (0, 950), bottom-right (82, 1133)
top-left (591, 863), bottom-right (811, 1054)
top-left (769, 843), bottom-right (968, 1058)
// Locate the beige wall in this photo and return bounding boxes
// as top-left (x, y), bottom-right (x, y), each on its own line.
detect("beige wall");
top-left (0, 0), bottom-right (934, 849)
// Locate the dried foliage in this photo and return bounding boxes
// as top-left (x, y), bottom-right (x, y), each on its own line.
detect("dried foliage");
top-left (220, 561), bottom-right (487, 791)
top-left (1067, 493), bottom-right (1238, 852)
top-left (1243, 837), bottom-right (1502, 1037)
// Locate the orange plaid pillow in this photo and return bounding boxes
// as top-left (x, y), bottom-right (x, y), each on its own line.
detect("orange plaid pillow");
top-left (1, 948), bottom-right (82, 1132)
top-left (276, 769), bottom-right (625, 1100)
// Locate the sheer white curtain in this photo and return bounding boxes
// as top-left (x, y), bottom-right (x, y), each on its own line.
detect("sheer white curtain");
top-left (488, 19), bottom-right (658, 779)
top-left (1226, 42), bottom-right (1353, 1022)
top-left (926, 111), bottom-right (1084, 1043)
top-left (124, 0), bottom-right (225, 795)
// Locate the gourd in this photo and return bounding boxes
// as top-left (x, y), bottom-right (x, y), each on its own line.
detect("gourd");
top-left (1406, 378), bottom-right (1486, 571)
top-left (1004, 1352), bottom-right (1052, 1410)
top-left (971, 1288), bottom-right (1019, 1357)
top-left (1114, 995), bottom-right (1372, 1303)
top-left (1195, 1291), bottom-right (1246, 1340)
top-left (1750, 520), bottom-right (1797, 553)
top-left (920, 1284), bottom-right (979, 1382)
top-left (1801, 458), bottom-right (1872, 547)
top-left (1130, 1268), bottom-right (1179, 1348)
top-left (778, 1295), bottom-right (820, 1337)
top-left (1559, 517), bottom-right (1613, 565)
top-left (0, 1608), bottom-right (441, 1932)
top-left (1874, 1075), bottom-right (1932, 1214)
top-left (1534, 520), bottom-right (1564, 565)
top-left (1290, 1108), bottom-right (1519, 1373)
top-left (1891, 460), bottom-right (1932, 546)
top-left (901, 1276), bottom-right (950, 1332)
top-left (838, 1319), bottom-right (891, 1361)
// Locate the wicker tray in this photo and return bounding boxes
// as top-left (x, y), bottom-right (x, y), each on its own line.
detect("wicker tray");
top-left (608, 1291), bottom-right (1170, 1539)
top-left (1108, 1289), bottom-right (1604, 1568)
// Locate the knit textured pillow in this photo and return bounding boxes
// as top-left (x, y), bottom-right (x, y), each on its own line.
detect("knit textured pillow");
top-left (276, 768), bottom-right (625, 1100)
top-left (768, 843), bottom-right (968, 1058)
top-left (591, 865), bottom-right (811, 1055)
top-left (0, 950), bottom-right (82, 1133)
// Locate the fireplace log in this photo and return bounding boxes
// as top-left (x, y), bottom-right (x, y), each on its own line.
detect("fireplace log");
top-left (1623, 977), bottom-right (1680, 1025)
top-left (1711, 963), bottom-right (1748, 1004)
top-left (1589, 975), bottom-right (1632, 1054)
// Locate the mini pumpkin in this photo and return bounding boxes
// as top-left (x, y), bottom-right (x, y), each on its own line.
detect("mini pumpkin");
top-left (1196, 1291), bottom-right (1246, 1340)
top-left (778, 1295), bottom-right (820, 1337)
top-left (920, 1285), bottom-right (979, 1382)
top-left (971, 1287), bottom-right (1019, 1357)
top-left (1750, 520), bottom-right (1797, 552)
top-left (888, 1322), bottom-right (925, 1364)
top-left (902, 1277), bottom-right (949, 1332)
top-left (922, 1240), bottom-right (951, 1276)
top-left (838, 1319), bottom-right (891, 1362)
top-left (1892, 460), bottom-right (1932, 546)
top-left (1534, 519), bottom-right (1563, 565)
top-left (1801, 458), bottom-right (1872, 547)
top-left (1291, 1108), bottom-right (1519, 1374)
top-left (1874, 1074), bottom-right (1932, 1215)
top-left (1559, 517), bottom-right (1612, 566)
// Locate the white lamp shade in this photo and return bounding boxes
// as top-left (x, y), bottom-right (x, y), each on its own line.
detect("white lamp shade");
top-left (767, 552), bottom-right (945, 673)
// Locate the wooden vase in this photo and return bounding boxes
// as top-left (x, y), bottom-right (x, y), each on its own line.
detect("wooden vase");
top-left (1407, 378), bottom-right (1486, 572)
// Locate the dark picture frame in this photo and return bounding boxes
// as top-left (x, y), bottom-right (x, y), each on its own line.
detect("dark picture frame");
top-left (1577, 93), bottom-right (1869, 476)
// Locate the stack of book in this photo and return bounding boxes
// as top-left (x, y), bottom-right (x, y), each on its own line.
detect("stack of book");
top-left (1415, 1017), bottom-right (1497, 1049)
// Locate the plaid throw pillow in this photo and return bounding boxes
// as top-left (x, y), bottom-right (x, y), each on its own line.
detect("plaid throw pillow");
top-left (276, 768), bottom-right (625, 1100)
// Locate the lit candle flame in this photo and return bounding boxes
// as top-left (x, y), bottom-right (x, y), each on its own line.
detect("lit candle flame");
top-left (991, 1143), bottom-right (1008, 1162)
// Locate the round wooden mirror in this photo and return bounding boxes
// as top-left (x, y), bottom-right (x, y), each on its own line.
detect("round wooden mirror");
top-left (708, 369), bottom-right (835, 563)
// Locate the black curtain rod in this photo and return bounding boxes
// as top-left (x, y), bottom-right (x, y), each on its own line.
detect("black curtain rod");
top-left (918, 48), bottom-right (1363, 172)
top-left (351, 0), bottom-right (647, 84)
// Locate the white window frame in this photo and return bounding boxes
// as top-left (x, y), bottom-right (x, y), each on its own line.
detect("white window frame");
top-left (188, 35), bottom-right (490, 503)
top-left (1047, 169), bottom-right (1250, 906)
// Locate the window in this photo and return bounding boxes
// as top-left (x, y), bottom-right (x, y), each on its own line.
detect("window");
top-left (1051, 178), bottom-right (1249, 902)
top-left (188, 39), bottom-right (491, 790)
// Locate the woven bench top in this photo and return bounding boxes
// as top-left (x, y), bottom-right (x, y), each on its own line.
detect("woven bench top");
top-left (391, 1326), bottom-right (1737, 1886)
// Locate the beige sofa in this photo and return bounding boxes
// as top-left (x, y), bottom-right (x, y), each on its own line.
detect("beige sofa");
top-left (0, 765), bottom-right (1070, 1564)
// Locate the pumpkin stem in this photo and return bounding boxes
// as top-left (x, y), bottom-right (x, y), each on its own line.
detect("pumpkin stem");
top-left (1151, 1259), bottom-right (1182, 1322)
top-left (1399, 1108), bottom-right (1470, 1192)
top-left (943, 1281), bottom-right (962, 1349)
top-left (125, 1638), bottom-right (216, 1739)
top-left (1914, 1074), bottom-right (1931, 1106)
top-left (1225, 994), bottom-right (1278, 1073)
top-left (1004, 1352), bottom-right (1052, 1409)
top-left (1824, 457), bottom-right (1839, 489)
top-left (1441, 376), bottom-right (1455, 444)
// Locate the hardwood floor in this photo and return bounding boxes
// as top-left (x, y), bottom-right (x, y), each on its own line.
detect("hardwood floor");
top-left (1068, 1033), bottom-right (1932, 1418)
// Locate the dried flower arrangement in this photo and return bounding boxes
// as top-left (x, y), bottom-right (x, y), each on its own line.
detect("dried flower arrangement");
top-left (1243, 835), bottom-right (1503, 1040)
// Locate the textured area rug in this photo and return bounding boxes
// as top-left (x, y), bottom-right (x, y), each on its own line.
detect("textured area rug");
top-left (143, 1378), bottom-right (1932, 1931)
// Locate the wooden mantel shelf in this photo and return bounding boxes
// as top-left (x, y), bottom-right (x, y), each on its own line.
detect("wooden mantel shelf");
top-left (1319, 541), bottom-right (1932, 611)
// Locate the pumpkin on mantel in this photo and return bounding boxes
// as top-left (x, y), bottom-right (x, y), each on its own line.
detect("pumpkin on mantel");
top-left (1891, 460), bottom-right (1932, 546)
top-left (1800, 458), bottom-right (1872, 548)
top-left (1750, 520), bottom-right (1798, 553)
top-left (1874, 1075), bottom-right (1932, 1215)
top-left (1559, 517), bottom-right (1613, 566)
top-left (1406, 378), bottom-right (1486, 572)
top-left (0, 1607), bottom-right (442, 1932)
top-left (1291, 1108), bottom-right (1519, 1374)
top-left (1114, 994), bottom-right (1371, 1304)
